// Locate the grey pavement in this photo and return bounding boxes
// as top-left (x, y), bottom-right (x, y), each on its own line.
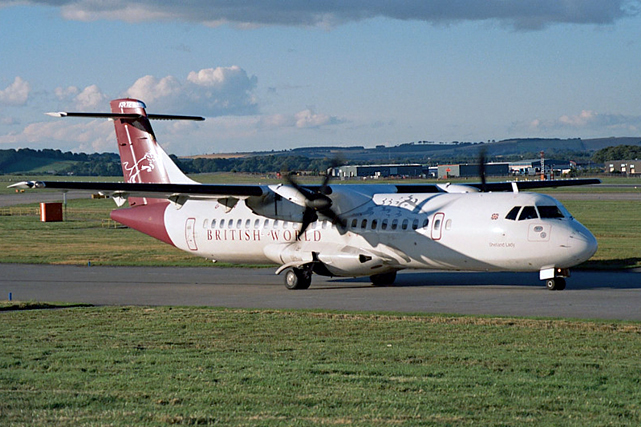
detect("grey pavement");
top-left (1, 264), bottom-right (640, 321)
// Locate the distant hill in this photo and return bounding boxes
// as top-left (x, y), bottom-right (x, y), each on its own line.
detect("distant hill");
top-left (189, 137), bottom-right (641, 164)
top-left (3, 137), bottom-right (640, 176)
top-left (0, 149), bottom-right (120, 175)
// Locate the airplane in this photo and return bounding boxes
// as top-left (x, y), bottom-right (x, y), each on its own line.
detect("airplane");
top-left (10, 98), bottom-right (599, 291)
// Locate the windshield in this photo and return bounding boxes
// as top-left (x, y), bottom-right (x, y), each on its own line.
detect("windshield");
top-left (537, 205), bottom-right (565, 219)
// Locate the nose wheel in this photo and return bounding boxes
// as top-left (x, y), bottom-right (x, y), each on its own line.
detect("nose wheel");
top-left (545, 277), bottom-right (566, 291)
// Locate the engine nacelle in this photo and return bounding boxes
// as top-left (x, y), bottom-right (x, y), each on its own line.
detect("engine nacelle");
top-left (264, 243), bottom-right (392, 277)
top-left (316, 246), bottom-right (388, 277)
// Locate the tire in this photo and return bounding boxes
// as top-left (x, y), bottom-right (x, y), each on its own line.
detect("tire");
top-left (284, 268), bottom-right (312, 290)
top-left (545, 278), bottom-right (566, 291)
top-left (370, 271), bottom-right (397, 287)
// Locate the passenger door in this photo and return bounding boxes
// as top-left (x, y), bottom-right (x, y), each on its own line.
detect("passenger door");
top-left (431, 212), bottom-right (445, 240)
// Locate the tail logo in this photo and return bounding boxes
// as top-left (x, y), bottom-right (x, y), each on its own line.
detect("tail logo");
top-left (123, 152), bottom-right (157, 183)
top-left (119, 100), bottom-right (146, 109)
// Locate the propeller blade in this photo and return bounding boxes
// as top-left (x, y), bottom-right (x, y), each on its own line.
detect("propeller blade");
top-left (321, 208), bottom-right (346, 232)
top-left (479, 148), bottom-right (487, 193)
top-left (285, 158), bottom-right (346, 237)
top-left (320, 158), bottom-right (344, 194)
top-left (297, 208), bottom-right (318, 240)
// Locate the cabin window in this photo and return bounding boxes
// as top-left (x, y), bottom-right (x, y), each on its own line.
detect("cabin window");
top-left (422, 218), bottom-right (429, 228)
top-left (371, 219), bottom-right (378, 230)
top-left (505, 206), bottom-right (521, 221)
top-left (412, 219), bottom-right (419, 230)
top-left (391, 219), bottom-right (398, 230)
top-left (518, 206), bottom-right (538, 221)
top-left (228, 219), bottom-right (234, 229)
top-left (537, 205), bottom-right (564, 219)
top-left (245, 219), bottom-right (251, 229)
top-left (401, 219), bottom-right (409, 230)
top-left (236, 219), bottom-right (242, 228)
top-left (445, 219), bottom-right (452, 230)
top-left (211, 219), bottom-right (216, 229)
top-left (273, 220), bottom-right (279, 229)
top-left (322, 221), bottom-right (328, 229)
top-left (219, 219), bottom-right (225, 228)
top-left (283, 221), bottom-right (289, 229)
top-left (381, 218), bottom-right (388, 230)
top-left (351, 218), bottom-right (358, 229)
top-left (264, 219), bottom-right (270, 228)
top-left (361, 219), bottom-right (368, 229)
top-left (203, 219), bottom-right (208, 229)
top-left (433, 218), bottom-right (441, 230)
top-left (254, 219), bottom-right (260, 229)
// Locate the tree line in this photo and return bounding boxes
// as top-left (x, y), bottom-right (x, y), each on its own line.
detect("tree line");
top-left (1, 145), bottom-right (639, 176)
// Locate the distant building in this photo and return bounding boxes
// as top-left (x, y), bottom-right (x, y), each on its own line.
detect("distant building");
top-left (333, 164), bottom-right (423, 179)
top-left (607, 160), bottom-right (639, 176)
top-left (437, 163), bottom-right (509, 178)
top-left (509, 159), bottom-right (573, 176)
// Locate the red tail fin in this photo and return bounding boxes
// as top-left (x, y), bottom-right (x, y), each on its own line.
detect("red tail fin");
top-left (109, 99), bottom-right (196, 206)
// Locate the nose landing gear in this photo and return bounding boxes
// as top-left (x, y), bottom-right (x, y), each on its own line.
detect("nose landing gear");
top-left (540, 268), bottom-right (570, 291)
top-left (545, 277), bottom-right (566, 291)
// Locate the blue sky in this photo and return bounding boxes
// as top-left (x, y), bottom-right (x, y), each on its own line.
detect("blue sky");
top-left (0, 1), bottom-right (640, 155)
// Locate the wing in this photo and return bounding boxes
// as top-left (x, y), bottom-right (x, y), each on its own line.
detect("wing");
top-left (9, 180), bottom-right (266, 206)
top-left (394, 178), bottom-right (600, 193)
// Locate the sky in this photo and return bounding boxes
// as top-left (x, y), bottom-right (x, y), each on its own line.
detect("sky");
top-left (0, 1), bottom-right (640, 156)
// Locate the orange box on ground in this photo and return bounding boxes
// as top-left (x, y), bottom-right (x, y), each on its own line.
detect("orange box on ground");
top-left (40, 202), bottom-right (63, 222)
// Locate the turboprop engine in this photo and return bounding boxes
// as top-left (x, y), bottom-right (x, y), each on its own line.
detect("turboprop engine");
top-left (265, 243), bottom-right (391, 277)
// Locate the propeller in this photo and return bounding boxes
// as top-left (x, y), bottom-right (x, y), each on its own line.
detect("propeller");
top-left (286, 160), bottom-right (346, 240)
top-left (479, 147), bottom-right (488, 192)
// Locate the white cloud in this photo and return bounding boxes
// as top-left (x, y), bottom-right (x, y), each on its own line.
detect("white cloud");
top-left (294, 109), bottom-right (342, 128)
top-left (519, 110), bottom-right (641, 135)
top-left (125, 67), bottom-right (258, 117)
top-left (125, 75), bottom-right (182, 105)
top-left (53, 85), bottom-right (107, 110)
top-left (75, 85), bottom-right (107, 110)
top-left (3, 0), bottom-right (638, 30)
top-left (54, 86), bottom-right (80, 100)
top-left (0, 76), bottom-right (31, 106)
top-left (0, 118), bottom-right (114, 153)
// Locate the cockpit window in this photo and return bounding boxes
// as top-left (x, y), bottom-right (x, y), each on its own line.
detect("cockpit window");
top-left (505, 206), bottom-right (521, 221)
top-left (537, 205), bottom-right (565, 219)
top-left (518, 206), bottom-right (538, 221)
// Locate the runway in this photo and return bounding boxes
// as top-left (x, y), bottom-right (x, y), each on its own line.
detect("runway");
top-left (2, 264), bottom-right (640, 321)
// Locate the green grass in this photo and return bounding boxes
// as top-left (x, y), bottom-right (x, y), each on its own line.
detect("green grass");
top-left (0, 198), bottom-right (213, 266)
top-left (562, 199), bottom-right (641, 269)
top-left (1, 307), bottom-right (640, 426)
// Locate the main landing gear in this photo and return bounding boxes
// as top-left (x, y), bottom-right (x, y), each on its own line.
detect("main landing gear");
top-left (545, 277), bottom-right (566, 291)
top-left (370, 271), bottom-right (397, 287)
top-left (284, 267), bottom-right (312, 290)
top-left (283, 267), bottom-right (398, 290)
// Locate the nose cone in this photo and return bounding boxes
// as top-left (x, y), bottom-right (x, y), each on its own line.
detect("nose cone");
top-left (567, 222), bottom-right (598, 265)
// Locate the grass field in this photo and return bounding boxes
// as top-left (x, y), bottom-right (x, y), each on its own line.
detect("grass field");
top-left (1, 306), bottom-right (640, 426)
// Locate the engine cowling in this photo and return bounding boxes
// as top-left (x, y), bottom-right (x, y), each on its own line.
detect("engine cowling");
top-left (265, 243), bottom-right (393, 277)
top-left (316, 246), bottom-right (389, 277)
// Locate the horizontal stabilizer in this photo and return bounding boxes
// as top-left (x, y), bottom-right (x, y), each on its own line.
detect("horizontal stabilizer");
top-left (45, 112), bottom-right (205, 121)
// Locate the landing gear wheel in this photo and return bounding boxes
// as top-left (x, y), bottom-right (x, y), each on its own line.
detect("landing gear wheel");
top-left (284, 268), bottom-right (312, 290)
top-left (545, 277), bottom-right (566, 291)
top-left (370, 271), bottom-right (397, 287)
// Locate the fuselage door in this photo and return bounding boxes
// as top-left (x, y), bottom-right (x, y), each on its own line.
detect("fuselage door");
top-left (431, 212), bottom-right (445, 241)
top-left (185, 217), bottom-right (198, 251)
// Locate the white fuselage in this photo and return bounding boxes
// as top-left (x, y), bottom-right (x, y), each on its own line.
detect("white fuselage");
top-left (161, 190), bottom-right (597, 277)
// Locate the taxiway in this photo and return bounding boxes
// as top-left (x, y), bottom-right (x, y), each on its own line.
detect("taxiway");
top-left (1, 264), bottom-right (640, 321)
